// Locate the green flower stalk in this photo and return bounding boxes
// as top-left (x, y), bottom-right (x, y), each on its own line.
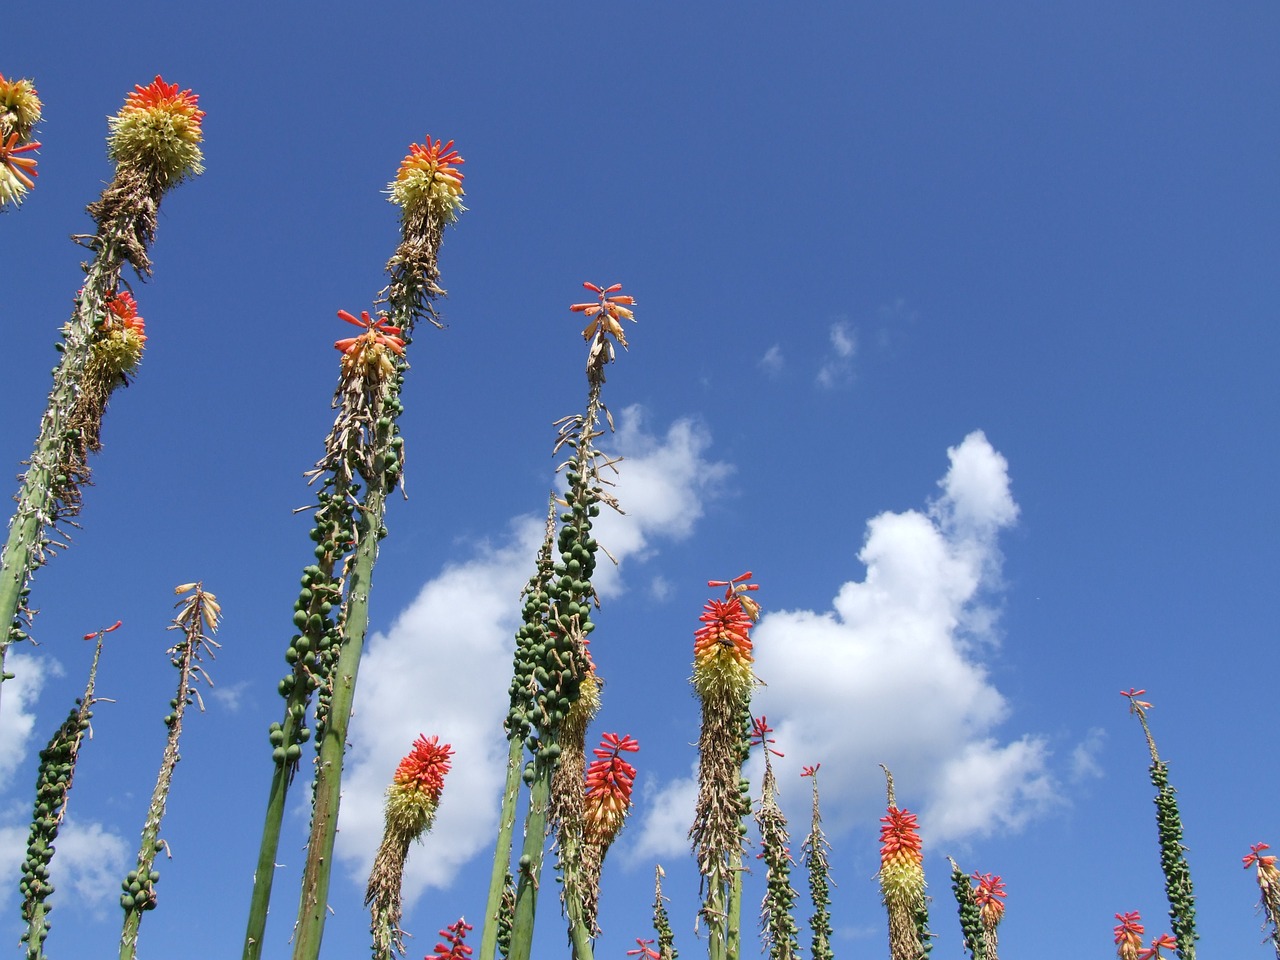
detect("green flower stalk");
top-left (480, 498), bottom-right (557, 960)
top-left (0, 71), bottom-right (42, 209)
top-left (1122, 688), bottom-right (1198, 960)
top-left (120, 582), bottom-right (221, 960)
top-left (948, 859), bottom-right (985, 960)
top-left (801, 765), bottom-right (833, 960)
top-left (652, 865), bottom-right (678, 960)
top-left (507, 282), bottom-right (634, 960)
top-left (689, 573), bottom-right (760, 960)
top-left (239, 136), bottom-right (464, 960)
top-left (877, 766), bottom-right (930, 960)
top-left (20, 619), bottom-right (115, 960)
top-left (366, 735), bottom-right (454, 960)
top-left (751, 717), bottom-right (800, 960)
top-left (1244, 844), bottom-right (1280, 959)
top-left (290, 137), bottom-right (466, 960)
top-left (0, 76), bottom-right (202, 713)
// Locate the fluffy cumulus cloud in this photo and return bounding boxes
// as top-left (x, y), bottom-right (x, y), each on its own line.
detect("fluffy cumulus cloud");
top-left (633, 431), bottom-right (1057, 854)
top-left (0, 818), bottom-right (128, 915)
top-left (335, 409), bottom-right (730, 903)
top-left (0, 653), bottom-right (56, 791)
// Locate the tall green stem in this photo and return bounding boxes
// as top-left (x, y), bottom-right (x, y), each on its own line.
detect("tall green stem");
top-left (509, 759), bottom-right (553, 960)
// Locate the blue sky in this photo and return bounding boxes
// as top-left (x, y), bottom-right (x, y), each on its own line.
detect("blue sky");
top-left (2, 4), bottom-right (1279, 958)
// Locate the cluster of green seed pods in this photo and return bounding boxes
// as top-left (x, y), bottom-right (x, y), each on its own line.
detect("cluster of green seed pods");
top-left (1151, 760), bottom-right (1198, 959)
top-left (8, 584), bottom-right (33, 652)
top-left (20, 698), bottom-right (92, 954)
top-left (950, 861), bottom-right (986, 960)
top-left (118, 855), bottom-right (162, 914)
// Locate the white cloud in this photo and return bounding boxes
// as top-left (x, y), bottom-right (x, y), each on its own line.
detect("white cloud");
top-left (336, 409), bottom-right (731, 903)
top-left (759, 344), bottom-right (784, 377)
top-left (626, 766), bottom-right (699, 865)
top-left (210, 680), bottom-right (250, 713)
top-left (0, 818), bottom-right (128, 916)
top-left (817, 322), bottom-right (856, 388)
top-left (633, 430), bottom-right (1057, 856)
top-left (1070, 727), bottom-right (1106, 781)
top-left (0, 653), bottom-right (57, 792)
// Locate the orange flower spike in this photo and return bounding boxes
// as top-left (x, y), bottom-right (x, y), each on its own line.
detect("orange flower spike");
top-left (1114, 912), bottom-right (1145, 960)
top-left (583, 733), bottom-right (640, 847)
top-left (972, 872), bottom-right (1006, 927)
top-left (121, 76), bottom-right (205, 124)
top-left (107, 75), bottom-right (204, 184)
top-left (389, 135), bottom-right (466, 220)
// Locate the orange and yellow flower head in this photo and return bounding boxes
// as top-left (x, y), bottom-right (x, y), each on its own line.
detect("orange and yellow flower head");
top-left (334, 308), bottom-right (405, 382)
top-left (107, 76), bottom-right (204, 185)
top-left (583, 733), bottom-right (639, 849)
top-left (879, 806), bottom-right (924, 904)
top-left (384, 734), bottom-right (453, 839)
top-left (0, 132), bottom-right (40, 208)
top-left (1114, 911), bottom-right (1145, 960)
top-left (0, 72), bottom-right (42, 141)
top-left (389, 136), bottom-right (465, 222)
top-left (92, 290), bottom-right (147, 375)
top-left (691, 594), bottom-right (755, 702)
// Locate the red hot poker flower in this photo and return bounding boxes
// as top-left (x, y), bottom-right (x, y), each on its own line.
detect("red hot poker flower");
top-left (972, 872), bottom-right (1006, 926)
top-left (1114, 911), bottom-right (1145, 960)
top-left (106, 290), bottom-right (146, 340)
top-left (0, 132), bottom-right (39, 188)
top-left (397, 136), bottom-right (464, 188)
top-left (571, 281), bottom-right (636, 350)
top-left (1245, 842), bottom-right (1277, 870)
top-left (750, 716), bottom-right (784, 758)
top-left (121, 76), bottom-right (204, 124)
top-left (392, 734), bottom-right (453, 802)
top-left (627, 938), bottom-right (660, 958)
top-left (428, 918), bottom-right (473, 959)
top-left (334, 308), bottom-right (405, 356)
top-left (801, 764), bottom-right (821, 778)
top-left (1137, 933), bottom-right (1177, 960)
top-left (692, 596), bottom-right (754, 664)
top-left (583, 733), bottom-right (639, 846)
top-left (708, 570), bottom-right (760, 620)
top-left (1120, 688), bottom-right (1153, 713)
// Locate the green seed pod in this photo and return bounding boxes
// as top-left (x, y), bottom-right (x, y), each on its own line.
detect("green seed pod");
top-left (286, 744), bottom-right (302, 762)
top-left (272, 747), bottom-right (286, 764)
top-left (292, 610), bottom-right (308, 628)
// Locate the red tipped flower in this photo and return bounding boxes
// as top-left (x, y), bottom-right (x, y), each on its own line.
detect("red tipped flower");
top-left (392, 734), bottom-right (452, 801)
top-left (1114, 911), bottom-right (1145, 960)
top-left (428, 918), bottom-right (473, 959)
top-left (583, 733), bottom-right (639, 848)
top-left (120, 76), bottom-right (204, 124)
top-left (627, 938), bottom-right (660, 959)
top-left (0, 131), bottom-right (39, 206)
top-left (106, 290), bottom-right (147, 341)
top-left (1138, 933), bottom-right (1177, 960)
top-left (972, 872), bottom-right (1006, 927)
top-left (750, 715), bottom-right (784, 758)
top-left (107, 76), bottom-right (204, 183)
top-left (801, 763), bottom-right (821, 778)
top-left (709, 570), bottom-right (761, 620)
top-left (390, 135), bottom-right (465, 218)
top-left (571, 281), bottom-right (636, 351)
top-left (334, 308), bottom-right (405, 379)
top-left (1121, 687), bottom-right (1153, 713)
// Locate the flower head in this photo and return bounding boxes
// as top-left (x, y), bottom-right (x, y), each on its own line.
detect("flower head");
top-left (1138, 933), bottom-right (1177, 960)
top-left (1245, 842), bottom-right (1278, 872)
top-left (92, 290), bottom-right (147, 374)
top-left (801, 764), bottom-right (821, 778)
top-left (0, 131), bottom-right (40, 207)
top-left (709, 570), bottom-right (761, 620)
top-left (0, 72), bottom-right (42, 141)
top-left (751, 715), bottom-right (784, 757)
top-left (691, 594), bottom-right (756, 701)
top-left (1121, 687), bottom-right (1152, 714)
top-left (583, 732), bottom-right (639, 848)
top-left (389, 135), bottom-right (465, 221)
top-left (627, 938), bottom-right (660, 959)
top-left (1114, 911), bottom-right (1145, 960)
top-left (384, 734), bottom-right (453, 839)
top-left (972, 872), bottom-right (1006, 928)
top-left (428, 917), bottom-right (473, 959)
top-left (107, 76), bottom-right (204, 184)
top-left (571, 281), bottom-right (636, 356)
top-left (334, 308), bottom-right (405, 380)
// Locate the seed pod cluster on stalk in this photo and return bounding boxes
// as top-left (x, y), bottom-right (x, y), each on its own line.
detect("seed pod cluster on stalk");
top-left (119, 583), bottom-right (220, 960)
top-left (366, 734), bottom-right (454, 960)
top-left (0, 71), bottom-right (42, 208)
top-left (800, 764), bottom-right (833, 960)
top-left (689, 572), bottom-right (761, 960)
top-left (948, 858), bottom-right (986, 960)
top-left (1122, 688), bottom-right (1198, 960)
top-left (651, 865), bottom-right (678, 960)
top-left (286, 136), bottom-right (465, 960)
top-left (506, 283), bottom-right (634, 960)
top-left (0, 76), bottom-right (202, 710)
top-left (20, 621), bottom-right (114, 960)
top-left (1244, 844), bottom-right (1280, 959)
top-left (751, 717), bottom-right (800, 960)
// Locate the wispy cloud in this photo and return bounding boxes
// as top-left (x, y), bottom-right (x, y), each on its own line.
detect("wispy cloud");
top-left (759, 344), bottom-right (784, 377)
top-left (816, 321), bottom-right (856, 388)
top-left (0, 817), bottom-right (128, 917)
top-left (634, 431), bottom-right (1057, 856)
top-left (0, 653), bottom-right (57, 792)
top-left (335, 409), bottom-right (731, 903)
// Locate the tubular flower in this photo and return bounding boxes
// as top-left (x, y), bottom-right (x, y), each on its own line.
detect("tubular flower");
top-left (334, 308), bottom-right (405, 381)
top-left (1139, 934), bottom-right (1178, 960)
top-left (93, 290), bottom-right (147, 374)
top-left (879, 805), bottom-right (926, 960)
top-left (0, 131), bottom-right (40, 207)
top-left (973, 872), bottom-right (1006, 958)
top-left (428, 918), bottom-right (473, 959)
top-left (692, 594), bottom-right (756, 701)
top-left (571, 281), bottom-right (636, 356)
top-left (387, 734), bottom-right (452, 830)
top-left (628, 938), bottom-right (661, 959)
top-left (1244, 843), bottom-right (1280, 957)
top-left (107, 76), bottom-right (204, 185)
top-left (0, 72), bottom-right (42, 140)
top-left (583, 732), bottom-right (640, 848)
top-left (389, 135), bottom-right (465, 221)
top-left (709, 570), bottom-right (761, 621)
top-left (1115, 912), bottom-right (1145, 960)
